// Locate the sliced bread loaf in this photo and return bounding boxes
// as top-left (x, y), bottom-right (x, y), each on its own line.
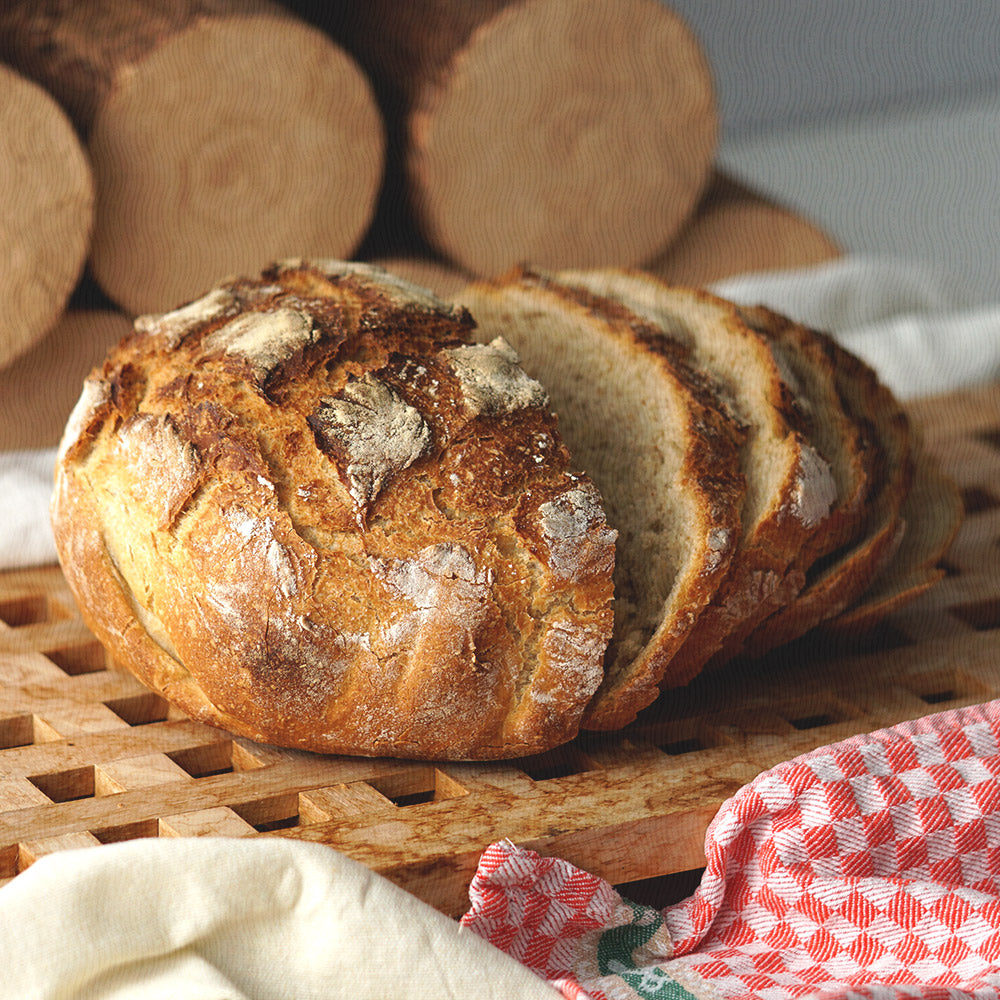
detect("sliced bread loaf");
top-left (553, 269), bottom-right (839, 685)
top-left (457, 268), bottom-right (746, 728)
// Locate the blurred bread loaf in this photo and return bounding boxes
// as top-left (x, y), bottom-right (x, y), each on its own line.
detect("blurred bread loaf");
top-left (0, 0), bottom-right (385, 315)
top-left (647, 172), bottom-right (842, 286)
top-left (0, 309), bottom-right (132, 453)
top-left (333, 0), bottom-right (717, 276)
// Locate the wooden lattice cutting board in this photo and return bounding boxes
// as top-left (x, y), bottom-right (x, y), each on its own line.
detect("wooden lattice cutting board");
top-left (1, 382), bottom-right (997, 917)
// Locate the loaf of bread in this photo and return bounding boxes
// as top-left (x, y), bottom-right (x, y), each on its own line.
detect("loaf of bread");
top-left (52, 259), bottom-right (958, 759)
top-left (50, 260), bottom-right (616, 760)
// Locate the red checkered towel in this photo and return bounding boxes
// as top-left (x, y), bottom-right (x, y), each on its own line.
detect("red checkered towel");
top-left (462, 700), bottom-right (1000, 999)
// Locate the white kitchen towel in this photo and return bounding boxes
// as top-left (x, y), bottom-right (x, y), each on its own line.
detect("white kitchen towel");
top-left (0, 836), bottom-right (559, 1000)
top-left (0, 447), bottom-right (59, 569)
top-left (711, 255), bottom-right (1000, 401)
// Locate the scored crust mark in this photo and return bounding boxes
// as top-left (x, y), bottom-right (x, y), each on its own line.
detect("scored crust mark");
top-left (537, 481), bottom-right (618, 584)
top-left (100, 530), bottom-right (184, 665)
top-left (309, 373), bottom-right (433, 524)
top-left (305, 259), bottom-right (463, 314)
top-left (57, 375), bottom-right (111, 463)
top-left (57, 360), bottom-right (149, 467)
top-left (270, 259), bottom-right (473, 334)
top-left (785, 442), bottom-right (839, 530)
top-left (260, 259), bottom-right (477, 368)
top-left (114, 413), bottom-right (202, 531)
top-left (441, 338), bottom-right (549, 418)
top-left (200, 307), bottom-right (318, 383)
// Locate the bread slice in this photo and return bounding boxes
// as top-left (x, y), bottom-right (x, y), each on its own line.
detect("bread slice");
top-left (821, 441), bottom-right (962, 635)
top-left (735, 326), bottom-right (913, 658)
top-left (736, 304), bottom-right (875, 572)
top-left (457, 268), bottom-right (747, 728)
top-left (553, 269), bottom-right (839, 685)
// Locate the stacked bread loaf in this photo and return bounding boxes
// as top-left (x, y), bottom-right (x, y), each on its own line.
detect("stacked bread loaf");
top-left (51, 261), bottom-right (959, 760)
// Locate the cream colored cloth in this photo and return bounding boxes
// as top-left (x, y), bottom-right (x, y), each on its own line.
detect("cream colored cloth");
top-left (0, 447), bottom-right (58, 569)
top-left (0, 837), bottom-right (558, 999)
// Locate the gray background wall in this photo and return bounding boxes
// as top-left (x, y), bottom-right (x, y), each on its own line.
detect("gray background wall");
top-left (668, 1), bottom-right (1000, 137)
top-left (667, 1), bottom-right (1000, 304)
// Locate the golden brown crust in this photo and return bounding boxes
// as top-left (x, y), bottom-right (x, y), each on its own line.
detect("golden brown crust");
top-left (51, 260), bottom-right (615, 760)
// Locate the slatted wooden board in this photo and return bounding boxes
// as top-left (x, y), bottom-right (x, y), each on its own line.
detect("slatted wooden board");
top-left (1, 382), bottom-right (997, 917)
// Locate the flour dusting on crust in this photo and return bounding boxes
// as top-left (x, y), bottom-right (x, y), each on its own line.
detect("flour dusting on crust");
top-left (538, 483), bottom-right (617, 582)
top-left (788, 443), bottom-right (838, 528)
top-left (115, 413), bottom-right (200, 529)
top-left (205, 508), bottom-right (300, 624)
top-left (202, 307), bottom-right (316, 379)
top-left (310, 374), bottom-right (432, 520)
top-left (704, 526), bottom-right (732, 571)
top-left (442, 338), bottom-right (548, 417)
top-left (371, 543), bottom-right (494, 664)
top-left (301, 258), bottom-right (458, 314)
top-left (58, 376), bottom-right (110, 461)
top-left (532, 618), bottom-right (606, 706)
top-left (375, 542), bottom-right (492, 607)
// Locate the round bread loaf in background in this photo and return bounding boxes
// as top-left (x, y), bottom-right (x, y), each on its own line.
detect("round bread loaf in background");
top-left (0, 2), bottom-right (386, 316)
top-left (50, 260), bottom-right (615, 760)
